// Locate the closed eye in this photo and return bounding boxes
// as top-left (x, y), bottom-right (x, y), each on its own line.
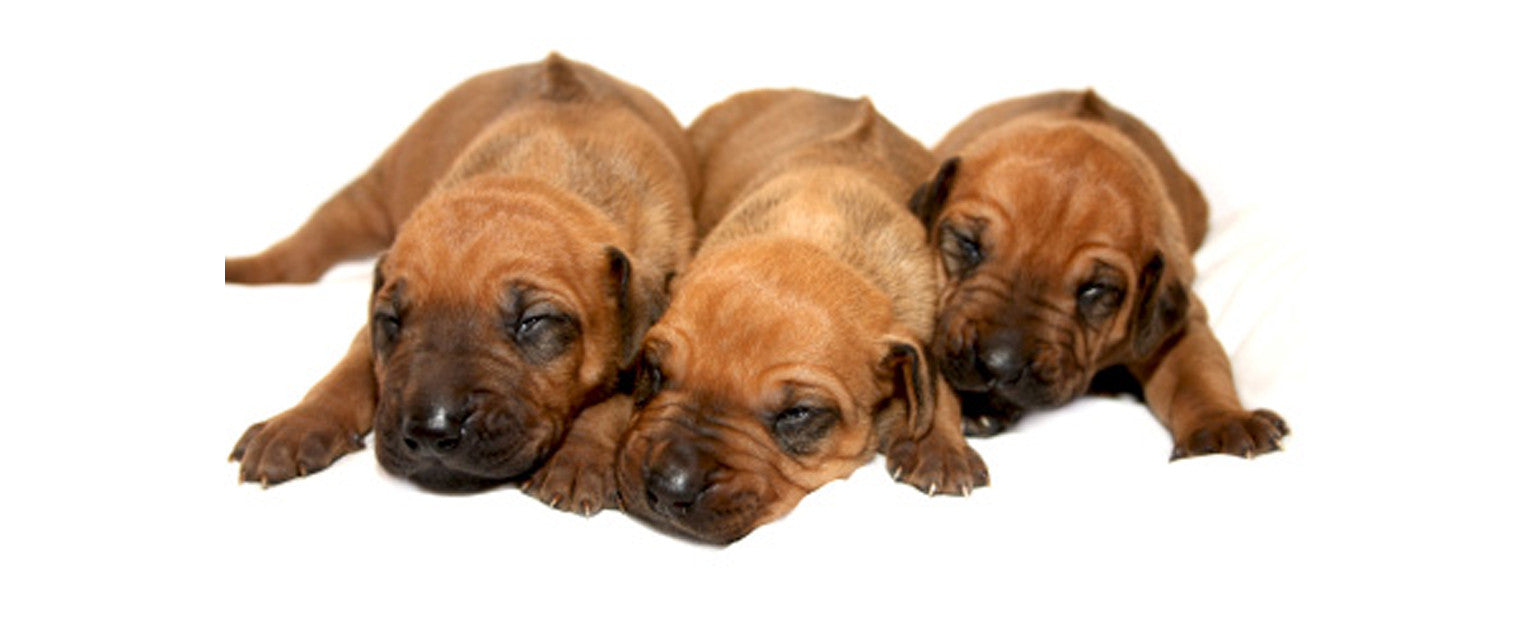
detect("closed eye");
top-left (505, 306), bottom-right (578, 362)
top-left (1076, 282), bottom-right (1124, 322)
top-left (940, 223), bottom-right (985, 277)
top-left (769, 405), bottom-right (839, 455)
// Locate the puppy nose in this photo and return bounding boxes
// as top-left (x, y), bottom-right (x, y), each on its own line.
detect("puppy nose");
top-left (402, 404), bottom-right (468, 456)
top-left (644, 442), bottom-right (711, 516)
top-left (977, 334), bottom-right (1025, 386)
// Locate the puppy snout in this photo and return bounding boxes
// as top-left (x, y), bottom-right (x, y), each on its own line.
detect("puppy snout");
top-left (1026, 348), bottom-right (1064, 385)
top-left (402, 401), bottom-right (471, 456)
top-left (643, 441), bottom-right (714, 517)
top-left (978, 336), bottom-right (1025, 386)
top-left (976, 332), bottom-right (1067, 386)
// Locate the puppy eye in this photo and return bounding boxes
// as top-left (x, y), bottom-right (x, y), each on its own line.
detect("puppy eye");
top-left (508, 309), bottom-right (567, 340)
top-left (506, 307), bottom-right (578, 361)
top-left (770, 406), bottom-right (837, 455)
top-left (372, 309), bottom-right (402, 348)
top-left (516, 315), bottom-right (548, 337)
top-left (774, 407), bottom-right (815, 430)
top-left (1076, 282), bottom-right (1124, 321)
top-left (940, 225), bottom-right (985, 277)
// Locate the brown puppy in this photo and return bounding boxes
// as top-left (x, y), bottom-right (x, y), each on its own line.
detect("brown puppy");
top-left (615, 90), bottom-right (988, 544)
top-left (226, 54), bottom-right (697, 514)
top-left (909, 90), bottom-right (1287, 459)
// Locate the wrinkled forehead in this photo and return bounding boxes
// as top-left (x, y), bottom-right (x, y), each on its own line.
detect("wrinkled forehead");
top-left (649, 245), bottom-right (882, 393)
top-left (380, 196), bottom-right (604, 306)
top-left (952, 125), bottom-right (1165, 258)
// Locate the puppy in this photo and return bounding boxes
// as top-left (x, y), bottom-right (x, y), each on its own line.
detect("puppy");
top-left (615, 89), bottom-right (988, 544)
top-left (909, 90), bottom-right (1287, 459)
top-left (226, 54), bottom-right (697, 514)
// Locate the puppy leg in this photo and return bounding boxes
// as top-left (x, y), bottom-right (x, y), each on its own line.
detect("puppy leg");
top-left (1133, 319), bottom-right (1289, 460)
top-left (230, 328), bottom-right (375, 485)
top-left (225, 171), bottom-right (393, 284)
top-left (884, 380), bottom-right (990, 496)
top-left (523, 395), bottom-right (632, 516)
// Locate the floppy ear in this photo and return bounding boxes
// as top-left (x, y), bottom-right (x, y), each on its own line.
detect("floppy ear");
top-left (371, 252), bottom-right (388, 296)
top-left (907, 157), bottom-right (960, 228)
top-left (606, 246), bottom-right (668, 370)
top-left (876, 336), bottom-right (937, 440)
top-left (1130, 252), bottom-right (1190, 358)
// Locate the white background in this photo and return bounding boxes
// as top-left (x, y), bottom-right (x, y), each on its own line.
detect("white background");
top-left (3, 1), bottom-right (1527, 631)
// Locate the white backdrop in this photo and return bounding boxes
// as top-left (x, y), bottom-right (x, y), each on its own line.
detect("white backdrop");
top-left (3, 1), bottom-right (1527, 632)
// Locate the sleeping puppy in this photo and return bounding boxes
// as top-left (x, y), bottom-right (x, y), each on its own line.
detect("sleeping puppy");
top-left (615, 89), bottom-right (988, 544)
top-left (226, 54), bottom-right (697, 514)
top-left (909, 90), bottom-right (1287, 459)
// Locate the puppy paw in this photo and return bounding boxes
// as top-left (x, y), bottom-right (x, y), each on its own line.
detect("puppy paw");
top-left (885, 435), bottom-right (990, 497)
top-left (229, 413), bottom-right (366, 486)
top-left (1171, 409), bottom-right (1289, 461)
top-left (522, 446), bottom-right (617, 517)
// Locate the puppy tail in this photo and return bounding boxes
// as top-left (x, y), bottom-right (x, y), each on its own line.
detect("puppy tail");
top-left (538, 52), bottom-right (589, 102)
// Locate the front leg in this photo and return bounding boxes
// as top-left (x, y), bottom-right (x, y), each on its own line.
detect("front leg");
top-left (884, 379), bottom-right (990, 496)
top-left (1132, 312), bottom-right (1289, 461)
top-left (230, 328), bottom-right (376, 485)
top-left (522, 395), bottom-right (632, 516)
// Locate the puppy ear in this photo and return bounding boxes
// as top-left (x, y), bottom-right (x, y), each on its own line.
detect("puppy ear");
top-left (371, 253), bottom-right (387, 296)
top-left (1071, 88), bottom-right (1110, 121)
top-left (908, 157), bottom-right (960, 228)
top-left (606, 246), bottom-right (667, 370)
top-left (877, 336), bottom-right (937, 440)
top-left (1130, 252), bottom-right (1190, 357)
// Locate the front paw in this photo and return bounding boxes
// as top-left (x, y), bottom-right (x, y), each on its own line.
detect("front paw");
top-left (229, 413), bottom-right (366, 486)
top-left (885, 434), bottom-right (990, 496)
top-left (522, 446), bottom-right (617, 517)
top-left (1171, 409), bottom-right (1289, 461)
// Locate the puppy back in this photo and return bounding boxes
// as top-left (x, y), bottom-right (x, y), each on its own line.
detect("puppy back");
top-left (689, 89), bottom-right (931, 237)
top-left (688, 89), bottom-right (939, 336)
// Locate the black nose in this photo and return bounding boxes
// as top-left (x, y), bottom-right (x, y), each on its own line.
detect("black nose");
top-left (401, 404), bottom-right (469, 456)
top-left (977, 332), bottom-right (1025, 386)
top-left (644, 441), bottom-right (712, 517)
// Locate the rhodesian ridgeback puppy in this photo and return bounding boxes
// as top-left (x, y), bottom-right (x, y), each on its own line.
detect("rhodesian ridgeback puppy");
top-left (226, 54), bottom-right (697, 514)
top-left (615, 89), bottom-right (988, 544)
top-left (909, 90), bottom-right (1287, 459)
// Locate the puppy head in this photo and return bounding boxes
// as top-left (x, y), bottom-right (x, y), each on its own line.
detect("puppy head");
top-left (370, 181), bottom-right (658, 492)
top-left (911, 121), bottom-right (1190, 423)
top-left (614, 240), bottom-right (931, 544)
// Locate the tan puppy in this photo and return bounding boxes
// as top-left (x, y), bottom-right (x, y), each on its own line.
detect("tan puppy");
top-left (226, 54), bottom-right (697, 514)
top-left (615, 90), bottom-right (988, 544)
top-left (909, 90), bottom-right (1287, 459)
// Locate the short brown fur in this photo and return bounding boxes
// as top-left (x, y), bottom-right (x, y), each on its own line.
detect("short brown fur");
top-left (913, 90), bottom-right (1287, 459)
top-left (615, 90), bottom-right (987, 545)
top-left (227, 55), bottom-right (697, 513)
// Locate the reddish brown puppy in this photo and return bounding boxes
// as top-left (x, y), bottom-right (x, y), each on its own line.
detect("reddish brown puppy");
top-left (226, 54), bottom-right (697, 514)
top-left (616, 90), bottom-right (987, 545)
top-left (909, 90), bottom-right (1287, 459)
